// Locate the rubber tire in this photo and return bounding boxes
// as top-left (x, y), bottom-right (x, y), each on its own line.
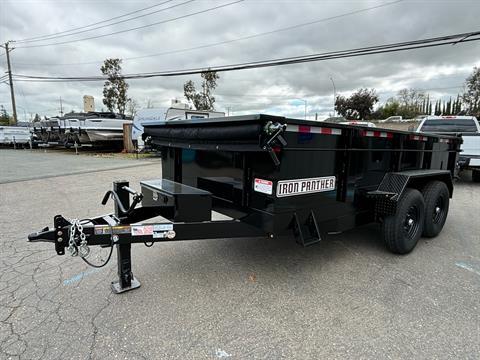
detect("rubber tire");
top-left (421, 181), bottom-right (449, 238)
top-left (473, 170), bottom-right (480, 183)
top-left (382, 188), bottom-right (425, 254)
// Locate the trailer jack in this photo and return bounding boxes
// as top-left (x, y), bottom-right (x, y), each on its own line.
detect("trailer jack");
top-left (28, 180), bottom-right (266, 294)
top-left (112, 244), bottom-right (141, 294)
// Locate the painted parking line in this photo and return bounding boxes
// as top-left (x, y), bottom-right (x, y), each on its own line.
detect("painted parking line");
top-left (63, 267), bottom-right (103, 285)
top-left (455, 261), bottom-right (480, 277)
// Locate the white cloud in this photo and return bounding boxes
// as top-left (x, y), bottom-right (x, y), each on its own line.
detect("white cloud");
top-left (1, 0), bottom-right (479, 121)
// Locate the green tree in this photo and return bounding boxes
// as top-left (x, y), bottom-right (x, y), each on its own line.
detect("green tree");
top-left (101, 58), bottom-right (130, 115)
top-left (397, 88), bottom-right (427, 117)
top-left (426, 94), bottom-right (431, 114)
top-left (183, 70), bottom-right (219, 110)
top-left (126, 99), bottom-right (139, 117)
top-left (372, 98), bottom-right (400, 119)
top-left (434, 100), bottom-right (442, 115)
top-left (374, 89), bottom-right (429, 119)
top-left (0, 105), bottom-right (10, 125)
top-left (463, 67), bottom-right (480, 116)
top-left (335, 88), bottom-right (378, 120)
top-left (453, 94), bottom-right (462, 114)
top-left (446, 97), bottom-right (452, 115)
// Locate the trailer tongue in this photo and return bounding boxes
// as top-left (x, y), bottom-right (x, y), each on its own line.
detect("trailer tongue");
top-left (29, 114), bottom-right (461, 293)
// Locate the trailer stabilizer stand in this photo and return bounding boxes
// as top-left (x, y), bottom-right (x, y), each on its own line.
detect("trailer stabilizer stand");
top-left (111, 243), bottom-right (141, 294)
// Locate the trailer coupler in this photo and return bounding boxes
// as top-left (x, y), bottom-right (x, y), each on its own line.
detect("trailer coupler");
top-left (28, 214), bottom-right (143, 293)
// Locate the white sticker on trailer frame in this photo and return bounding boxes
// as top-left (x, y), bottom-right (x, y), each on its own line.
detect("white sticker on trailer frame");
top-left (254, 178), bottom-right (273, 195)
top-left (131, 225), bottom-right (154, 236)
top-left (276, 176), bottom-right (336, 197)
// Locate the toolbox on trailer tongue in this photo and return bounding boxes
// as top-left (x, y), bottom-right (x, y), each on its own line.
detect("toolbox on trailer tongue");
top-left (29, 114), bottom-right (462, 293)
top-left (140, 179), bottom-right (212, 222)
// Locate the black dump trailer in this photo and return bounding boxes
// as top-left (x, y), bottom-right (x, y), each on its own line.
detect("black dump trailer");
top-left (29, 114), bottom-right (462, 293)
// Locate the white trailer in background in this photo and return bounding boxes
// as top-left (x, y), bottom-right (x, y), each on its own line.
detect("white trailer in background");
top-left (0, 126), bottom-right (31, 146)
top-left (132, 103), bottom-right (224, 148)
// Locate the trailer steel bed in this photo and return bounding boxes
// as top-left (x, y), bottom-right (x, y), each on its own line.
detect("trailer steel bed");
top-left (29, 114), bottom-right (462, 293)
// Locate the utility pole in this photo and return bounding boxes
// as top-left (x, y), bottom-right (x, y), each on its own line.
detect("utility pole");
top-left (2, 41), bottom-right (18, 125)
top-left (329, 76), bottom-right (336, 117)
top-left (59, 97), bottom-right (64, 116)
top-left (226, 106), bottom-right (231, 116)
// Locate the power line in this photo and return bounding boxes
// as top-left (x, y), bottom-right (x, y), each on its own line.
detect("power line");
top-left (14, 0), bottom-right (191, 44)
top-left (12, 30), bottom-right (480, 82)
top-left (14, 0), bottom-right (178, 43)
top-left (15, 0), bottom-right (244, 49)
top-left (14, 0), bottom-right (403, 66)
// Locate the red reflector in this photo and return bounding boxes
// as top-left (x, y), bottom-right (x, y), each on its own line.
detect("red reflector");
top-left (299, 125), bottom-right (311, 133)
top-left (409, 135), bottom-right (428, 142)
top-left (360, 130), bottom-right (393, 139)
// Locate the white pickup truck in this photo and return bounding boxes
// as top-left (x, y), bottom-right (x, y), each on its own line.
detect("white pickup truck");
top-left (417, 116), bottom-right (480, 182)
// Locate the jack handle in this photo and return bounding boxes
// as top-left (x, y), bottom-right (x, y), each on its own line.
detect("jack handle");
top-left (263, 122), bottom-right (287, 166)
top-left (101, 186), bottom-right (143, 216)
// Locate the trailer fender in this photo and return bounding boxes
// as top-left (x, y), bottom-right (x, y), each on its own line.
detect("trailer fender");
top-left (369, 169), bottom-right (453, 217)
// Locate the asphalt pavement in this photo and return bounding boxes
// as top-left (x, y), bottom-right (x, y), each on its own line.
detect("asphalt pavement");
top-left (0, 149), bottom-right (159, 184)
top-left (0, 149), bottom-right (479, 359)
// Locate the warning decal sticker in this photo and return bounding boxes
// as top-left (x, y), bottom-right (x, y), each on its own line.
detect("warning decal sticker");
top-left (94, 225), bottom-right (131, 235)
top-left (131, 225), bottom-right (154, 236)
top-left (276, 176), bottom-right (336, 197)
top-left (254, 178), bottom-right (273, 195)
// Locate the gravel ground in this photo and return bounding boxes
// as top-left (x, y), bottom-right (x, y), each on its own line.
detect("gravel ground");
top-left (0, 150), bottom-right (479, 359)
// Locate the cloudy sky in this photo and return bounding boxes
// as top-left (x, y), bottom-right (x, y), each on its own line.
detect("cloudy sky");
top-left (1, 0), bottom-right (479, 121)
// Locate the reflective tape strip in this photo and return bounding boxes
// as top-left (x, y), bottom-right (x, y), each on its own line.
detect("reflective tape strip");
top-left (409, 135), bottom-right (428, 142)
top-left (360, 130), bottom-right (393, 139)
top-left (286, 124), bottom-right (342, 135)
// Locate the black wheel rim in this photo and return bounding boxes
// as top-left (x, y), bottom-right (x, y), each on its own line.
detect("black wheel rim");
top-left (404, 205), bottom-right (420, 238)
top-left (432, 196), bottom-right (445, 224)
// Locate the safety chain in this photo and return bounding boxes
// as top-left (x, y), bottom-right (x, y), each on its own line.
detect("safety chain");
top-left (67, 219), bottom-right (90, 258)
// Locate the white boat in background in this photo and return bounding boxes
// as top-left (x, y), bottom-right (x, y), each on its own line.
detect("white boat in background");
top-left (0, 126), bottom-right (32, 145)
top-left (132, 101), bottom-right (224, 148)
top-left (34, 117), bottom-right (62, 143)
top-left (33, 112), bottom-right (132, 147)
top-left (81, 113), bottom-right (132, 144)
top-left (58, 116), bottom-right (89, 145)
